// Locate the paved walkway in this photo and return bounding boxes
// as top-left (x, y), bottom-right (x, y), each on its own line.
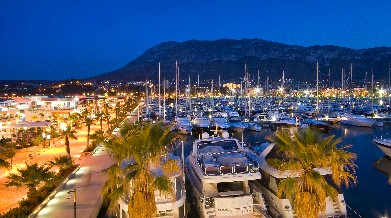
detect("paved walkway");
top-left (34, 145), bottom-right (113, 218)
top-left (31, 105), bottom-right (141, 217)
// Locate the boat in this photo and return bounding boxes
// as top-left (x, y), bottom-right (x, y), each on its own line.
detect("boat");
top-left (373, 138), bottom-right (391, 157)
top-left (175, 116), bottom-right (193, 134)
top-left (229, 121), bottom-right (248, 132)
top-left (185, 131), bottom-right (268, 217)
top-left (339, 114), bottom-right (374, 127)
top-left (210, 117), bottom-right (231, 130)
top-left (249, 143), bottom-right (348, 218)
top-left (118, 153), bottom-right (186, 217)
top-left (192, 117), bottom-right (211, 134)
top-left (303, 119), bottom-right (331, 131)
top-left (247, 122), bottom-right (262, 132)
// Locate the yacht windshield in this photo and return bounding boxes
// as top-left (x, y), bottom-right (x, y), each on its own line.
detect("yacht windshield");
top-left (197, 140), bottom-right (238, 151)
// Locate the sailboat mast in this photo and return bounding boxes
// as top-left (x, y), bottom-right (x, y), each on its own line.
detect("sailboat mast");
top-left (188, 75), bottom-right (191, 111)
top-left (175, 61), bottom-right (178, 117)
top-left (341, 68), bottom-right (344, 91)
top-left (389, 62), bottom-right (390, 105)
top-left (316, 62), bottom-right (319, 110)
top-left (158, 62), bottom-right (161, 119)
top-left (218, 75), bottom-right (221, 94)
top-left (372, 68), bottom-right (374, 112)
top-left (163, 78), bottom-right (166, 122)
top-left (146, 78), bottom-right (149, 119)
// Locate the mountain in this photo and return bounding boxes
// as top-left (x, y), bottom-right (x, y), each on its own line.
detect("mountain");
top-left (92, 39), bottom-right (391, 83)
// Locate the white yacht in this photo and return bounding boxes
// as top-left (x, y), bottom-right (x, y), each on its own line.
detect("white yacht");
top-left (210, 117), bottom-right (231, 130)
top-left (339, 114), bottom-right (374, 127)
top-left (250, 143), bottom-right (348, 218)
top-left (373, 138), bottom-right (391, 157)
top-left (118, 153), bottom-right (186, 218)
top-left (175, 116), bottom-right (193, 134)
top-left (247, 122), bottom-right (262, 132)
top-left (192, 117), bottom-right (211, 132)
top-left (186, 131), bottom-right (268, 217)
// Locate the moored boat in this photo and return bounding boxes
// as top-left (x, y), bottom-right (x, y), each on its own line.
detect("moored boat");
top-left (373, 138), bottom-right (391, 157)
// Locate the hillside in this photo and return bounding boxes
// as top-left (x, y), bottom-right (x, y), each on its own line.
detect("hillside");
top-left (92, 39), bottom-right (391, 83)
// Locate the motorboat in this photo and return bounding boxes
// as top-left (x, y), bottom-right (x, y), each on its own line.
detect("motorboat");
top-left (118, 153), bottom-right (186, 217)
top-left (249, 143), bottom-right (348, 218)
top-left (192, 117), bottom-right (211, 133)
top-left (229, 121), bottom-right (248, 132)
top-left (247, 122), bottom-right (262, 132)
top-left (373, 138), bottom-right (391, 157)
top-left (210, 117), bottom-right (231, 130)
top-left (339, 114), bottom-right (374, 127)
top-left (175, 116), bottom-right (193, 134)
top-left (186, 131), bottom-right (268, 217)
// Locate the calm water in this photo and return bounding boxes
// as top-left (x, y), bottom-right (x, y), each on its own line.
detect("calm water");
top-left (179, 124), bottom-right (391, 218)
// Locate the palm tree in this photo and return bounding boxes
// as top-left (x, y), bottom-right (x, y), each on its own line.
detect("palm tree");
top-left (95, 111), bottom-right (104, 131)
top-left (0, 138), bottom-right (16, 169)
top-left (266, 128), bottom-right (357, 218)
top-left (6, 163), bottom-right (54, 198)
top-left (85, 117), bottom-right (94, 150)
top-left (90, 130), bottom-right (105, 147)
top-left (101, 122), bottom-right (179, 218)
top-left (59, 124), bottom-right (77, 156)
top-left (102, 102), bottom-right (111, 130)
top-left (49, 155), bottom-right (76, 175)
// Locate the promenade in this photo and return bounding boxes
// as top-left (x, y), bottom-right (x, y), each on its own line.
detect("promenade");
top-left (34, 145), bottom-right (113, 218)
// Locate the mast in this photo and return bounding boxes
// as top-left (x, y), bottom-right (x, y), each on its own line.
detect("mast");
top-left (218, 75), bottom-right (221, 94)
top-left (163, 78), bottom-right (166, 122)
top-left (316, 62), bottom-right (319, 110)
top-left (341, 68), bottom-right (344, 91)
top-left (145, 78), bottom-right (149, 119)
top-left (158, 62), bottom-right (161, 119)
top-left (197, 74), bottom-right (199, 88)
top-left (257, 69), bottom-right (260, 88)
top-left (175, 61), bottom-right (178, 117)
top-left (389, 62), bottom-right (390, 105)
top-left (188, 75), bottom-right (191, 111)
top-left (372, 68), bottom-right (374, 112)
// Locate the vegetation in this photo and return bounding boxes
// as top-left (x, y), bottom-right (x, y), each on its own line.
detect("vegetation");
top-left (58, 124), bottom-right (77, 156)
top-left (85, 117), bottom-right (94, 150)
top-left (266, 128), bottom-right (357, 218)
top-left (0, 138), bottom-right (16, 169)
top-left (101, 122), bottom-right (179, 218)
top-left (6, 163), bottom-right (55, 199)
top-left (1, 156), bottom-right (76, 218)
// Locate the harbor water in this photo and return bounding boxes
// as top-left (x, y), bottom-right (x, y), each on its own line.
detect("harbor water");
top-left (180, 124), bottom-right (391, 218)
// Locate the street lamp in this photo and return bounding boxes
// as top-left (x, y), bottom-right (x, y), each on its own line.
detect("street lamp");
top-left (42, 132), bottom-right (46, 147)
top-left (67, 188), bottom-right (76, 218)
top-left (47, 134), bottom-right (51, 147)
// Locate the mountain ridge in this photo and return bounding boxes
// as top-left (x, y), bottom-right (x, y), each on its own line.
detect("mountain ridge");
top-left (92, 38), bottom-right (391, 83)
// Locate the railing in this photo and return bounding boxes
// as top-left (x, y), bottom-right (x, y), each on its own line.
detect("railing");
top-left (203, 164), bottom-right (258, 176)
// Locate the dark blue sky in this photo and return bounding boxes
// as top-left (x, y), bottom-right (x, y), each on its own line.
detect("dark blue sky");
top-left (1, 0), bottom-right (391, 80)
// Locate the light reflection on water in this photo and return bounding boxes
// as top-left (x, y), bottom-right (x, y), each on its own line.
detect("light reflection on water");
top-left (178, 125), bottom-right (391, 218)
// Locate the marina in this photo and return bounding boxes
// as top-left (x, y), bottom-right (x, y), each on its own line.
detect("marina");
top-left (176, 123), bottom-right (391, 218)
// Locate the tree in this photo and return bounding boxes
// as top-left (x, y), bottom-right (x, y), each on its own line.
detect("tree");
top-left (6, 163), bottom-right (54, 198)
top-left (266, 128), bottom-right (357, 218)
top-left (95, 111), bottom-right (104, 131)
top-left (49, 155), bottom-right (76, 175)
top-left (101, 122), bottom-right (179, 218)
top-left (59, 125), bottom-right (77, 156)
top-left (85, 117), bottom-right (94, 150)
top-left (90, 130), bottom-right (105, 148)
top-left (0, 138), bottom-right (16, 169)
top-left (102, 102), bottom-right (111, 130)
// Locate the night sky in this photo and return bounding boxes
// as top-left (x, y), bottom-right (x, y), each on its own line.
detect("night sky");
top-left (1, 0), bottom-right (391, 80)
